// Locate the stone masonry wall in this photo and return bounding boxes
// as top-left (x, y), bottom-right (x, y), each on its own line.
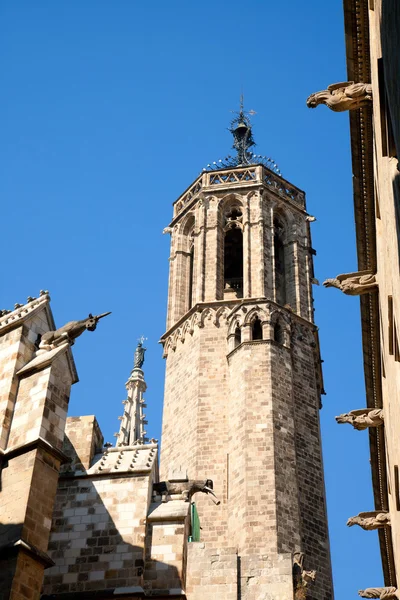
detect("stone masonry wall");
top-left (161, 328), bottom-right (201, 482)
top-left (161, 315), bottom-right (230, 546)
top-left (291, 326), bottom-right (333, 600)
top-left (0, 304), bottom-right (52, 450)
top-left (7, 353), bottom-right (70, 452)
top-left (62, 416), bottom-right (104, 472)
top-left (0, 296), bottom-right (77, 600)
top-left (43, 472), bottom-right (153, 595)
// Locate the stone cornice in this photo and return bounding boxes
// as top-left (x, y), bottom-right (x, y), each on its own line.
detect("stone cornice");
top-left (226, 338), bottom-right (290, 362)
top-left (168, 165), bottom-right (307, 227)
top-left (1, 436), bottom-right (69, 465)
top-left (0, 294), bottom-right (55, 334)
top-left (41, 590), bottom-right (185, 599)
top-left (160, 298), bottom-right (317, 346)
top-left (0, 537), bottom-right (55, 568)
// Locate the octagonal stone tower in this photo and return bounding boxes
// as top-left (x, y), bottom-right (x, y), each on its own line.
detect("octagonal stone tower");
top-left (160, 108), bottom-right (334, 600)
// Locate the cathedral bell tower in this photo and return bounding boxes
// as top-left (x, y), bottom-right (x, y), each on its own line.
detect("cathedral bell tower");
top-left (160, 103), bottom-right (334, 600)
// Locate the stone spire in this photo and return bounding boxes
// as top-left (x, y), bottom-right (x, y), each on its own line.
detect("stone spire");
top-left (115, 338), bottom-right (148, 446)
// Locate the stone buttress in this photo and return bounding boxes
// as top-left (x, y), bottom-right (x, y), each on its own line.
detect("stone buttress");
top-left (0, 294), bottom-right (77, 600)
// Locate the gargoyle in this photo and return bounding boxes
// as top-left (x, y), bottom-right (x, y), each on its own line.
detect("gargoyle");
top-left (155, 479), bottom-right (220, 505)
top-left (335, 408), bottom-right (384, 430)
top-left (359, 588), bottom-right (400, 599)
top-left (39, 312), bottom-right (111, 350)
top-left (293, 552), bottom-right (316, 599)
top-left (323, 271), bottom-right (377, 296)
top-left (347, 511), bottom-right (390, 530)
top-left (306, 81), bottom-right (372, 112)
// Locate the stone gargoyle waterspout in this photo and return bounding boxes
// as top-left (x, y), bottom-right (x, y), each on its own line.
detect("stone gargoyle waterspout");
top-left (38, 312), bottom-right (111, 351)
top-left (335, 408), bottom-right (384, 430)
top-left (306, 81), bottom-right (372, 112)
top-left (347, 511), bottom-right (390, 531)
top-left (323, 271), bottom-right (377, 296)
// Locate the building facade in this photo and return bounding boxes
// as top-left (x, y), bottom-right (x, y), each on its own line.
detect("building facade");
top-left (1, 111), bottom-right (334, 600)
top-left (306, 0), bottom-right (400, 597)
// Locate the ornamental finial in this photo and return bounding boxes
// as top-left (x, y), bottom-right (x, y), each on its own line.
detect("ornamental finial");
top-left (229, 95), bottom-right (257, 166)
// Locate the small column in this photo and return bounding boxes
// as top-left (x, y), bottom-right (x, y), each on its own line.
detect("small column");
top-left (115, 339), bottom-right (148, 446)
top-left (194, 197), bottom-right (207, 304)
top-left (242, 196), bottom-right (252, 298)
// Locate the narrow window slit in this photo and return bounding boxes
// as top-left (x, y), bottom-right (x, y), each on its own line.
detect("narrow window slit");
top-left (234, 326), bottom-right (241, 348)
top-left (389, 296), bottom-right (394, 355)
top-left (252, 317), bottom-right (263, 341)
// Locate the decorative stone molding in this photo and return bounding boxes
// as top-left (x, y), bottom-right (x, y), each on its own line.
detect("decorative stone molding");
top-left (323, 271), bottom-right (377, 295)
top-left (335, 408), bottom-right (384, 430)
top-left (347, 511), bottom-right (390, 530)
top-left (306, 81), bottom-right (372, 112)
top-left (162, 300), bottom-right (319, 357)
top-left (0, 292), bottom-right (51, 332)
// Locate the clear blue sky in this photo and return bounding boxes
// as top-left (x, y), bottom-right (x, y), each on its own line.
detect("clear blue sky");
top-left (1, 1), bottom-right (382, 596)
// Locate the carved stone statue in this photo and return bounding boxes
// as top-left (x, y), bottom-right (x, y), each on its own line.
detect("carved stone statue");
top-left (347, 511), bottom-right (390, 530)
top-left (155, 479), bottom-right (220, 505)
top-left (323, 271), bottom-right (377, 296)
top-left (133, 341), bottom-right (146, 369)
top-left (335, 408), bottom-right (384, 430)
top-left (39, 312), bottom-right (111, 350)
top-left (359, 588), bottom-right (400, 599)
top-left (293, 552), bottom-right (316, 600)
top-left (306, 81), bottom-right (372, 112)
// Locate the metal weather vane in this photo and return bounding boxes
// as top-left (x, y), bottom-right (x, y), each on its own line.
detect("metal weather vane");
top-left (203, 95), bottom-right (281, 175)
top-left (229, 94), bottom-right (257, 165)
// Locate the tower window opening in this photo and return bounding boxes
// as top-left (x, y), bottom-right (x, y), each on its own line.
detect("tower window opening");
top-left (234, 325), bottom-right (241, 348)
top-left (274, 322), bottom-right (284, 344)
top-left (224, 227), bottom-right (243, 297)
top-left (188, 244), bottom-right (195, 309)
top-left (252, 317), bottom-right (263, 340)
top-left (274, 219), bottom-right (286, 305)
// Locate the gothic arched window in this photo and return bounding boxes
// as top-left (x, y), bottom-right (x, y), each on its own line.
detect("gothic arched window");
top-left (224, 206), bottom-right (243, 299)
top-left (274, 322), bottom-right (284, 344)
top-left (252, 317), bottom-right (263, 340)
top-left (274, 218), bottom-right (286, 305)
top-left (188, 243), bottom-right (195, 309)
top-left (182, 214), bottom-right (195, 314)
top-left (234, 326), bottom-right (241, 348)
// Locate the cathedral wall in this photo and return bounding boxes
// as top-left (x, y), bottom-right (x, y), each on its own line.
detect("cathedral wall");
top-left (270, 341), bottom-right (303, 556)
top-left (43, 472), bottom-right (152, 595)
top-left (0, 551), bottom-right (44, 600)
top-left (162, 313), bottom-right (231, 545)
top-left (0, 450), bottom-right (36, 549)
top-left (291, 328), bottom-right (333, 600)
top-left (160, 327), bottom-right (201, 480)
top-left (0, 326), bottom-right (23, 450)
top-left (9, 353), bottom-right (70, 452)
top-left (0, 308), bottom-right (51, 450)
top-left (366, 0), bottom-right (400, 583)
top-left (227, 341), bottom-right (280, 555)
top-left (62, 416), bottom-right (104, 472)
